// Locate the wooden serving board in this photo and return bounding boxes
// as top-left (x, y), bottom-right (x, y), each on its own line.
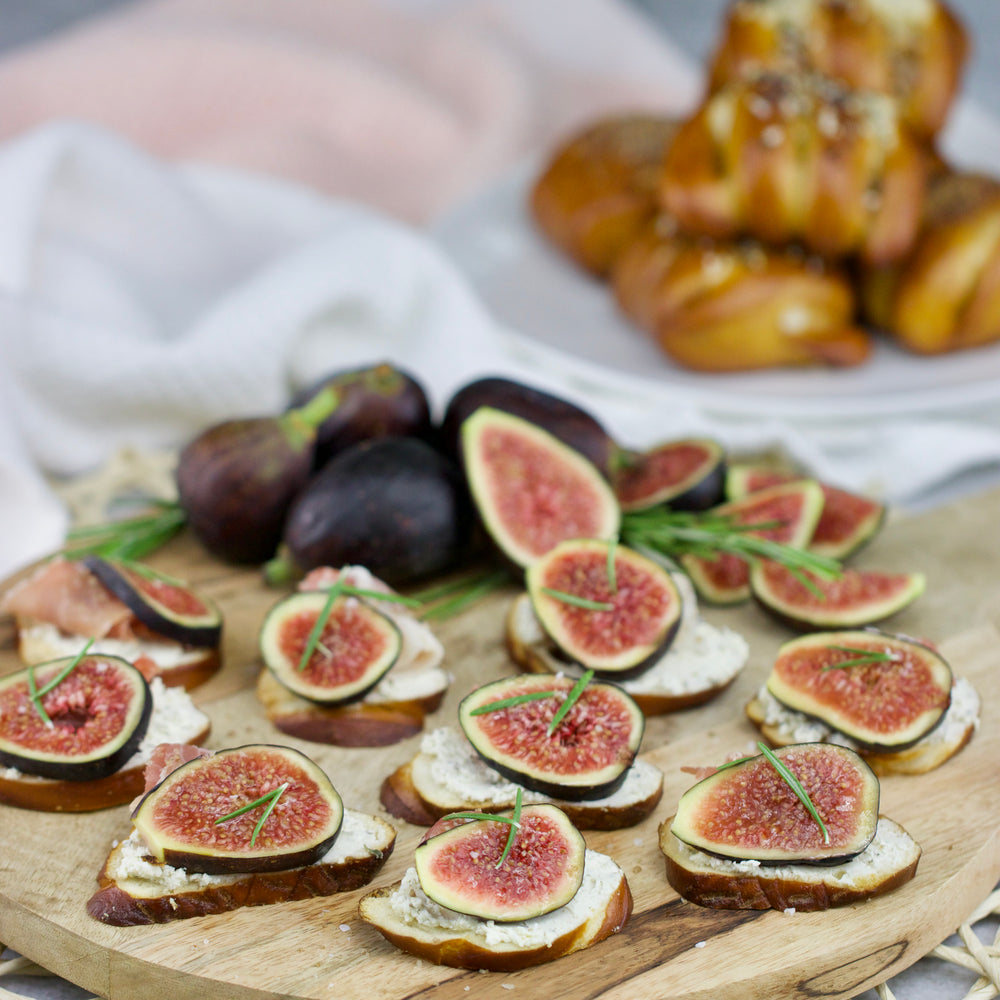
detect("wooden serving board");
top-left (4, 487), bottom-right (1000, 1000)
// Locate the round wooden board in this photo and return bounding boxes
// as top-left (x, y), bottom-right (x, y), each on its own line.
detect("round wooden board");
top-left (3, 490), bottom-right (1000, 1000)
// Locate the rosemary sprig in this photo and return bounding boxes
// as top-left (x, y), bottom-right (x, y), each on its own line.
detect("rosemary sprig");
top-left (756, 743), bottom-right (829, 845)
top-left (27, 639), bottom-right (94, 725)
top-left (710, 742), bottom-right (830, 844)
top-left (412, 569), bottom-right (512, 621)
top-left (295, 580), bottom-right (425, 671)
top-left (620, 508), bottom-right (841, 592)
top-left (63, 501), bottom-right (187, 562)
top-left (547, 669), bottom-right (594, 737)
top-left (214, 782), bottom-right (289, 848)
top-left (605, 536), bottom-right (619, 595)
top-left (469, 689), bottom-right (561, 715)
top-left (822, 645), bottom-right (900, 671)
top-left (438, 787), bottom-right (525, 870)
top-left (540, 588), bottom-right (614, 611)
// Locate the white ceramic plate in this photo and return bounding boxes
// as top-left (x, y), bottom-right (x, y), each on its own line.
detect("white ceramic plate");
top-left (431, 100), bottom-right (1000, 419)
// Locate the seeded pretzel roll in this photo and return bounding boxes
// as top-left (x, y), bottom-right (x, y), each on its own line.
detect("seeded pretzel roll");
top-left (860, 172), bottom-right (1000, 354)
top-left (707, 0), bottom-right (968, 142)
top-left (530, 114), bottom-right (680, 277)
top-left (611, 216), bottom-right (870, 371)
top-left (658, 70), bottom-right (927, 266)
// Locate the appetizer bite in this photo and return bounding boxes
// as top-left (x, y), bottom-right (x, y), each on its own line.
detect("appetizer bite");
top-left (746, 629), bottom-right (980, 775)
top-left (506, 548), bottom-right (749, 716)
top-left (87, 743), bottom-right (396, 925)
top-left (360, 796), bottom-right (632, 969)
top-left (255, 566), bottom-right (449, 747)
top-left (0, 650), bottom-right (209, 811)
top-left (381, 672), bottom-right (663, 831)
top-left (659, 742), bottom-right (921, 910)
top-left (2, 555), bottom-right (222, 690)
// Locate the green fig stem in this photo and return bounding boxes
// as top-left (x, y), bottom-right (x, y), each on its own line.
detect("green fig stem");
top-left (264, 550), bottom-right (299, 587)
top-left (281, 385), bottom-right (340, 451)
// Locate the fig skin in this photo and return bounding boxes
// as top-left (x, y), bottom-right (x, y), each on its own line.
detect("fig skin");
top-left (176, 388), bottom-right (338, 565)
top-left (81, 556), bottom-right (222, 648)
top-left (614, 438), bottom-right (727, 513)
top-left (131, 744), bottom-right (345, 875)
top-left (414, 803), bottom-right (586, 921)
top-left (273, 436), bottom-right (474, 586)
top-left (288, 362), bottom-right (433, 469)
top-left (0, 655), bottom-right (152, 782)
top-left (441, 375), bottom-right (622, 478)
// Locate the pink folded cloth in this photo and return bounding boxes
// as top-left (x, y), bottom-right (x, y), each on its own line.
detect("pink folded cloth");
top-left (0, 0), bottom-right (699, 221)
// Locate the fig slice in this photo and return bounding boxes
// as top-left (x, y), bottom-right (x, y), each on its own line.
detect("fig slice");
top-left (414, 802), bottom-right (586, 921)
top-left (0, 653), bottom-right (151, 781)
top-left (767, 630), bottom-right (952, 751)
top-left (525, 538), bottom-right (682, 676)
top-left (81, 556), bottom-right (222, 648)
top-left (680, 479), bottom-right (825, 604)
top-left (750, 560), bottom-right (926, 630)
top-left (131, 744), bottom-right (344, 875)
top-left (725, 464), bottom-right (887, 559)
top-left (460, 407), bottom-right (620, 569)
top-left (614, 438), bottom-right (726, 513)
top-left (670, 743), bottom-right (880, 865)
top-left (259, 590), bottom-right (402, 705)
top-left (458, 673), bottom-right (644, 801)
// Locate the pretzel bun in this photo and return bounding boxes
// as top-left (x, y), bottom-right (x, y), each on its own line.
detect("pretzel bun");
top-left (659, 70), bottom-right (927, 265)
top-left (707, 0), bottom-right (968, 141)
top-left (611, 217), bottom-right (870, 371)
top-left (530, 114), bottom-right (680, 276)
top-left (861, 171), bottom-right (1000, 353)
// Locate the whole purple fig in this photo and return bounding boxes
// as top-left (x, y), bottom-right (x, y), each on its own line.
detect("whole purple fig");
top-left (175, 388), bottom-right (338, 564)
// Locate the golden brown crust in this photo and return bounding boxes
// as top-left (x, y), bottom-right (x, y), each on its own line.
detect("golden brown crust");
top-left (87, 817), bottom-right (396, 926)
top-left (611, 219), bottom-right (870, 372)
top-left (659, 70), bottom-right (928, 265)
top-left (860, 171), bottom-right (1000, 354)
top-left (256, 668), bottom-right (445, 748)
top-left (505, 592), bottom-right (740, 715)
top-left (658, 816), bottom-right (920, 911)
top-left (530, 115), bottom-right (680, 276)
top-left (358, 869), bottom-right (632, 970)
top-left (706, 0), bottom-right (968, 140)
top-left (0, 719), bottom-right (212, 813)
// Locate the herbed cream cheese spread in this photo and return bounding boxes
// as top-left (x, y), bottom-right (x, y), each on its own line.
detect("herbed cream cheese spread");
top-left (387, 850), bottom-right (623, 949)
top-left (113, 809), bottom-right (386, 891)
top-left (418, 727), bottom-right (661, 808)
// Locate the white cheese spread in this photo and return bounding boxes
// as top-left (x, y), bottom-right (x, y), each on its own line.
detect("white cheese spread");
top-left (387, 850), bottom-right (623, 950)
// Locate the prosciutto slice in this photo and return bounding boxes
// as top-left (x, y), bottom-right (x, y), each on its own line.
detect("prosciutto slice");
top-left (1, 557), bottom-right (134, 638)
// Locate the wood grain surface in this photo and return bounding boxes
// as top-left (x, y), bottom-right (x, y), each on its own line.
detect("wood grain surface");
top-left (3, 487), bottom-right (1000, 1000)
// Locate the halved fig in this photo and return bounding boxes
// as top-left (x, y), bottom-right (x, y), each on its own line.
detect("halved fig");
top-left (767, 630), bottom-right (952, 750)
top-left (725, 464), bottom-right (886, 559)
top-left (750, 560), bottom-right (926, 630)
top-left (82, 556), bottom-right (222, 647)
top-left (526, 538), bottom-right (682, 676)
top-left (0, 654), bottom-right (151, 781)
top-left (458, 673), bottom-right (644, 801)
top-left (681, 479), bottom-right (825, 604)
top-left (414, 803), bottom-right (586, 921)
top-left (460, 407), bottom-right (620, 569)
top-left (614, 438), bottom-right (726, 513)
top-left (131, 744), bottom-right (344, 875)
top-left (259, 590), bottom-right (402, 705)
top-left (670, 743), bottom-right (880, 864)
